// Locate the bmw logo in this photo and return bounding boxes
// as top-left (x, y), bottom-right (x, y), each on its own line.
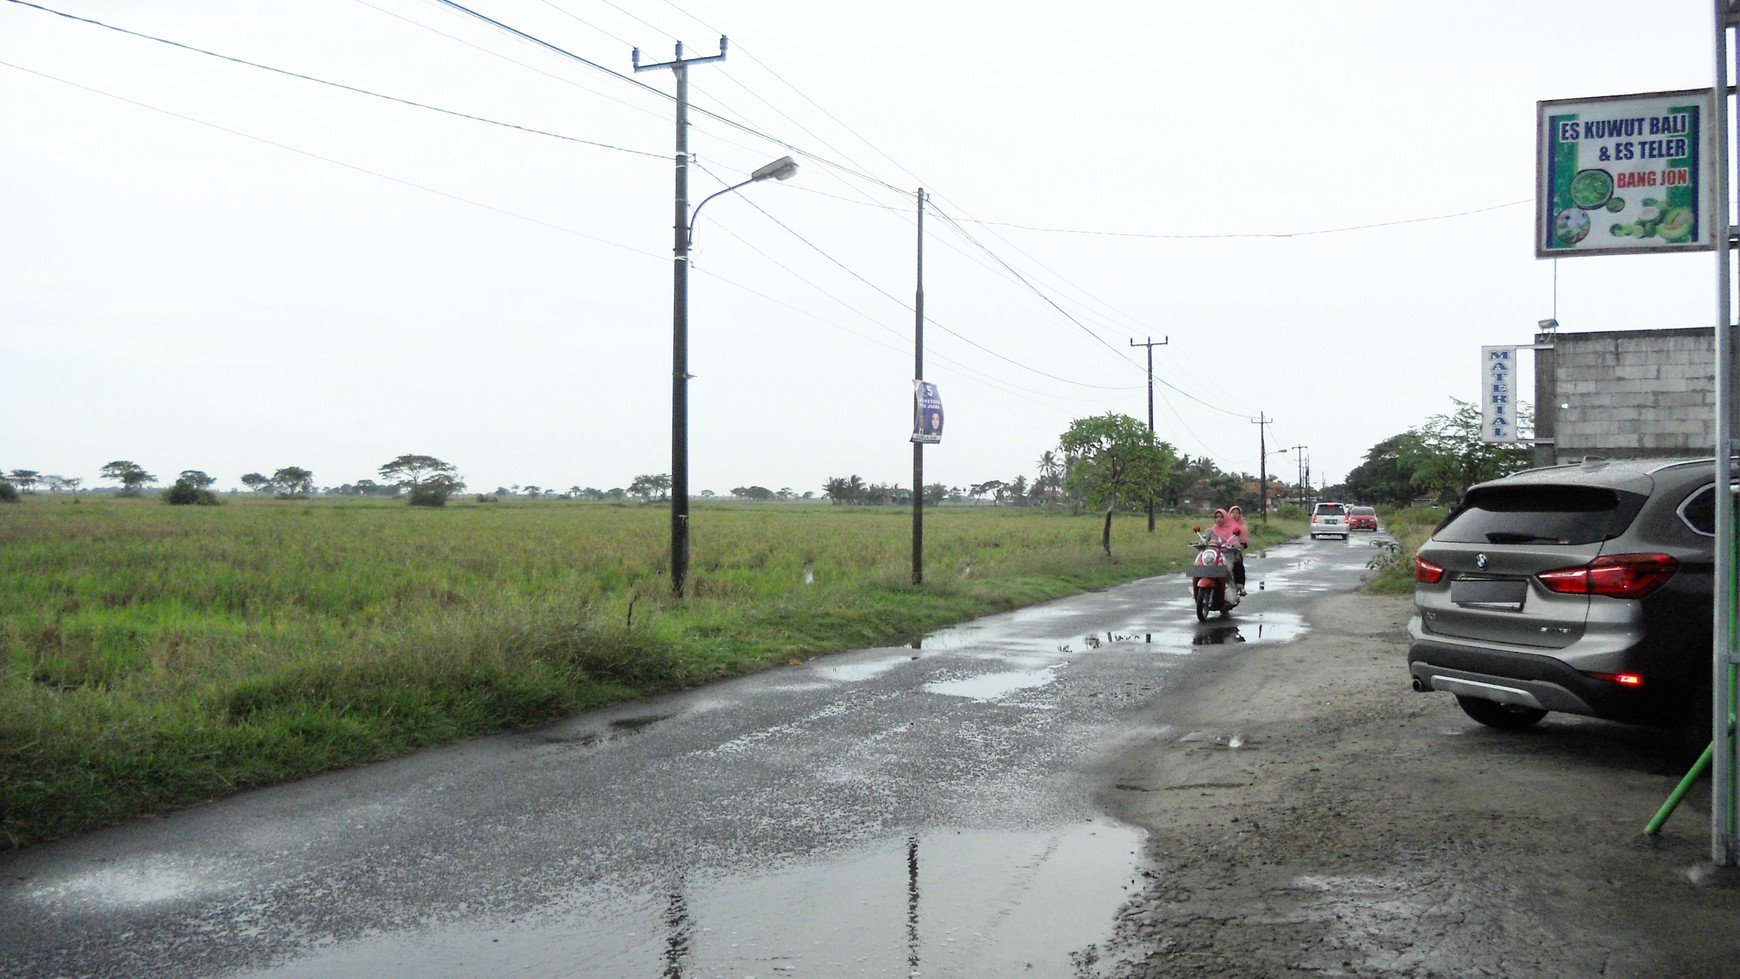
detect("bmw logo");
top-left (1476, 553), bottom-right (1488, 570)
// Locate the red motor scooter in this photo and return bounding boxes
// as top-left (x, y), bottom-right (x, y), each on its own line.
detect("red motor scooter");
top-left (1188, 529), bottom-right (1242, 622)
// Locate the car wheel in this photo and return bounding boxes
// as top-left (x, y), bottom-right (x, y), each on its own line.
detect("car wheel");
top-left (1455, 695), bottom-right (1547, 730)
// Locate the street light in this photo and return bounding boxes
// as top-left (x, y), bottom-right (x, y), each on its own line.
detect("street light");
top-left (670, 156), bottom-right (799, 598)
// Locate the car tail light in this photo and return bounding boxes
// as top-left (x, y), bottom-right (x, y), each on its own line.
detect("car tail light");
top-left (1537, 553), bottom-right (1679, 598)
top-left (1415, 555), bottom-right (1445, 584)
top-left (1584, 671), bottom-right (1644, 687)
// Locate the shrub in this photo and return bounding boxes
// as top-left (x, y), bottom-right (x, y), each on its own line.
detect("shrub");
top-left (165, 478), bottom-right (221, 506)
top-left (0, 482), bottom-right (17, 503)
top-left (408, 483), bottom-right (451, 508)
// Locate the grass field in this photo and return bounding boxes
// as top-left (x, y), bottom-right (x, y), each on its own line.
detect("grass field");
top-left (0, 494), bottom-right (1305, 850)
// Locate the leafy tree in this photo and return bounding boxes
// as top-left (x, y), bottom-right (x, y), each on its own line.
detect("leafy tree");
top-left (101, 461), bottom-right (156, 495)
top-left (7, 470), bottom-right (40, 493)
top-left (1060, 413), bottom-right (1174, 556)
top-left (823, 475), bottom-right (864, 505)
top-left (408, 481), bottom-right (452, 507)
top-left (164, 477), bottom-right (220, 506)
top-left (628, 473), bottom-right (670, 502)
top-left (379, 454), bottom-right (458, 490)
top-left (178, 470), bottom-right (216, 490)
top-left (1033, 451), bottom-right (1065, 505)
top-left (924, 482), bottom-right (948, 507)
top-left (0, 481), bottom-right (15, 503)
top-left (1343, 436), bottom-right (1419, 506)
top-left (970, 479), bottom-right (1004, 503)
top-left (43, 475), bottom-right (80, 493)
top-left (1400, 398), bottom-right (1536, 503)
top-left (732, 485), bottom-right (776, 501)
top-left (271, 467), bottom-right (314, 497)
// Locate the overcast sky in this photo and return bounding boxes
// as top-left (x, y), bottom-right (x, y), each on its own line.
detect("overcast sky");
top-left (0, 0), bottom-right (1723, 497)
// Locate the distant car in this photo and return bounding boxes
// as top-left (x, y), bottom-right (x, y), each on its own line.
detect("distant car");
top-left (1346, 506), bottom-right (1379, 531)
top-left (1407, 457), bottom-right (1720, 750)
top-left (1309, 502), bottom-right (1349, 540)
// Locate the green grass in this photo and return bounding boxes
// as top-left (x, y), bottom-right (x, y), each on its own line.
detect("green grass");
top-left (1362, 507), bottom-right (1443, 595)
top-left (0, 494), bottom-right (1305, 849)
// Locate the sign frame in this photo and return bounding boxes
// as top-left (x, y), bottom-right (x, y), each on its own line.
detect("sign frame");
top-left (1536, 87), bottom-right (1715, 259)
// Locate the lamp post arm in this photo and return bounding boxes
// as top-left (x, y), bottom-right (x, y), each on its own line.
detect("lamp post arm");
top-left (688, 178), bottom-right (756, 249)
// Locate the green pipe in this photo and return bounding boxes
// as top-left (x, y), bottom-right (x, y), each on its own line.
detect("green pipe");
top-left (1645, 743), bottom-right (1714, 836)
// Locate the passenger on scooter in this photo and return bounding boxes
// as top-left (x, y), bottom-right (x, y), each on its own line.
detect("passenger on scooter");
top-left (1226, 505), bottom-right (1250, 597)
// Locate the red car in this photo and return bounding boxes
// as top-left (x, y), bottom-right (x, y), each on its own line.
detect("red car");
top-left (1346, 506), bottom-right (1379, 531)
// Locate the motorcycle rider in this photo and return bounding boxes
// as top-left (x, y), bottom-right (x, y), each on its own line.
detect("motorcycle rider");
top-left (1225, 505), bottom-right (1250, 597)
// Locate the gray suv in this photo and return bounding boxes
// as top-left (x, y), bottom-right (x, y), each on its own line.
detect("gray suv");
top-left (1407, 457), bottom-right (1720, 748)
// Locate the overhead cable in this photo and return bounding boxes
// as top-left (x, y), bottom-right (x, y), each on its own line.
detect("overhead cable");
top-left (6, 0), bottom-right (667, 159)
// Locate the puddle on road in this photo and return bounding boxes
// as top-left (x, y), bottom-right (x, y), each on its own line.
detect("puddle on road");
top-left (233, 822), bottom-right (1147, 978)
top-left (924, 665), bottom-right (1064, 701)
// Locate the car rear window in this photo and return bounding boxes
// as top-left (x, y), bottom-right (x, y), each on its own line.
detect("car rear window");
top-left (1350, 507), bottom-right (1375, 516)
top-left (1434, 485), bottom-right (1647, 545)
top-left (1314, 504), bottom-right (1345, 516)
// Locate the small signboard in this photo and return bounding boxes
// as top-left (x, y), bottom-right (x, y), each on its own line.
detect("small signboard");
top-left (1537, 88), bottom-right (1714, 258)
top-left (911, 381), bottom-right (943, 445)
top-left (1482, 346), bottom-right (1517, 443)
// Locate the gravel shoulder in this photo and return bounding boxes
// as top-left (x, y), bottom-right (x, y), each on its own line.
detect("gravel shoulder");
top-left (1097, 590), bottom-right (1740, 979)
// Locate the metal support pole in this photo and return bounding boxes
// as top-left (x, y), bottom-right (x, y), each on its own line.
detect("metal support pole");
top-left (912, 189), bottom-right (926, 585)
top-left (1712, 0), bottom-right (1738, 866)
top-left (1130, 337), bottom-right (1168, 531)
top-left (634, 39), bottom-right (728, 599)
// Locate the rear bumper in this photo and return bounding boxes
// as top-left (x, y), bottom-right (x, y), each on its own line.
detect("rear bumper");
top-left (1406, 616), bottom-right (1686, 725)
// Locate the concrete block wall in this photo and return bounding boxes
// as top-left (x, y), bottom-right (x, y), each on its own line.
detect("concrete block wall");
top-left (1532, 327), bottom-right (1716, 466)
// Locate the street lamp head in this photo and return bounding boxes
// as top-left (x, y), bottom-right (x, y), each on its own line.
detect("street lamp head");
top-left (751, 156), bottom-right (799, 182)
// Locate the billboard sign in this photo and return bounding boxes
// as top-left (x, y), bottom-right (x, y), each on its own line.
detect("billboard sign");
top-left (1537, 88), bottom-right (1714, 258)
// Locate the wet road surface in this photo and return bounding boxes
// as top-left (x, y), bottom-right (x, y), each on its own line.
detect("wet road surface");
top-left (0, 534), bottom-right (1390, 978)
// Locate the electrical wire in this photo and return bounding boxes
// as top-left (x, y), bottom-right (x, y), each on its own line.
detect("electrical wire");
top-left (0, 59), bottom-right (667, 259)
top-left (692, 164), bottom-right (1141, 394)
top-left (950, 199), bottom-right (1532, 240)
top-left (5, 0), bottom-right (668, 159)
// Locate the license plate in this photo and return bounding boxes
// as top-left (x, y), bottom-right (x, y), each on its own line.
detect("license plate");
top-left (1451, 578), bottom-right (1526, 609)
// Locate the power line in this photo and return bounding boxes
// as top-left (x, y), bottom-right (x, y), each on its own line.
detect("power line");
top-left (952, 199), bottom-right (1532, 240)
top-left (6, 0), bottom-right (668, 159)
top-left (691, 165), bottom-right (1139, 394)
top-left (0, 59), bottom-right (668, 258)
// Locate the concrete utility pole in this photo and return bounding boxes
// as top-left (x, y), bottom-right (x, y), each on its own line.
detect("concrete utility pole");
top-left (634, 38), bottom-right (729, 599)
top-left (1290, 445), bottom-right (1308, 509)
top-left (1130, 337), bottom-right (1169, 531)
top-left (912, 188), bottom-right (926, 585)
top-left (1253, 413), bottom-right (1274, 524)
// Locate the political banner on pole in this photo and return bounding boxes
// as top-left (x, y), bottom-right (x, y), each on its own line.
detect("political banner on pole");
top-left (1537, 88), bottom-right (1714, 258)
top-left (911, 381), bottom-right (943, 445)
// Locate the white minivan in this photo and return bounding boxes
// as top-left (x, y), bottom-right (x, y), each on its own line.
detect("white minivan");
top-left (1309, 502), bottom-right (1349, 540)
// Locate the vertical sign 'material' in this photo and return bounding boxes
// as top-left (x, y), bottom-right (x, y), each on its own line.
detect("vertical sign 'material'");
top-left (1482, 346), bottom-right (1517, 443)
top-left (1537, 88), bottom-right (1715, 258)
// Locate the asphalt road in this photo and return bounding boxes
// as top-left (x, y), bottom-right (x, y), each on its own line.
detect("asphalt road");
top-left (0, 533), bottom-right (1391, 979)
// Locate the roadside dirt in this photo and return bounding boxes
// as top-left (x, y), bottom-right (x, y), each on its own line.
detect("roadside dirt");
top-left (1098, 591), bottom-right (1740, 979)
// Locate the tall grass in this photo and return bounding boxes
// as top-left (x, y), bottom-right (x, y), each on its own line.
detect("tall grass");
top-left (0, 495), bottom-right (1303, 849)
top-left (1363, 507), bottom-right (1443, 594)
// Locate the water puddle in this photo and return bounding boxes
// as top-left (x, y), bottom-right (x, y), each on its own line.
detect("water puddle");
top-left (924, 665), bottom-right (1064, 701)
top-left (24, 856), bottom-right (232, 908)
top-left (230, 822), bottom-right (1146, 978)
